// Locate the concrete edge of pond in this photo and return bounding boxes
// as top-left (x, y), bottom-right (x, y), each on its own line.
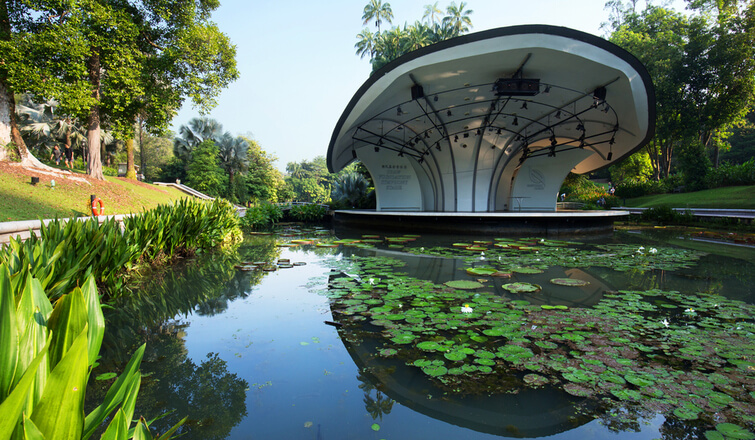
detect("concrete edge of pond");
top-left (333, 210), bottom-right (629, 237)
top-left (0, 214), bottom-right (134, 245)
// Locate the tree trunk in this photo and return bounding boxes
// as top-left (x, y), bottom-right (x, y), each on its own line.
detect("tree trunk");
top-left (86, 50), bottom-right (104, 180)
top-left (125, 137), bottom-right (136, 179)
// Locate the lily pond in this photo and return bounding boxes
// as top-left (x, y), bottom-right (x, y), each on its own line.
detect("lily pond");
top-left (89, 227), bottom-right (755, 440)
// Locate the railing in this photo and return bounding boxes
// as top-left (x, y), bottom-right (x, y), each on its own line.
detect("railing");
top-left (613, 207), bottom-right (755, 220)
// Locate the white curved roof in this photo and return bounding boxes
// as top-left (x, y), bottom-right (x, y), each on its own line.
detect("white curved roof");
top-left (328, 25), bottom-right (654, 212)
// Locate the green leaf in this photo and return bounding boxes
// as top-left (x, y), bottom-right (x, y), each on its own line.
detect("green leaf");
top-left (155, 416), bottom-right (188, 440)
top-left (83, 344), bottom-right (146, 440)
top-left (100, 409), bottom-right (128, 440)
top-left (22, 414), bottom-right (45, 440)
top-left (0, 264), bottom-right (19, 401)
top-left (371, 423), bottom-right (380, 432)
top-left (31, 329), bottom-right (89, 440)
top-left (133, 417), bottom-right (153, 440)
top-left (0, 336), bottom-right (50, 440)
top-left (81, 275), bottom-right (105, 366)
top-left (715, 423), bottom-right (754, 440)
top-left (47, 289), bottom-right (88, 369)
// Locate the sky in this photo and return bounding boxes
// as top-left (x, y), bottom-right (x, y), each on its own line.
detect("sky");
top-left (170, 0), bottom-right (687, 172)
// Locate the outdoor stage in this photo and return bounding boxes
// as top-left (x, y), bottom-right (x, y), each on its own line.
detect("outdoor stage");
top-left (332, 209), bottom-right (630, 237)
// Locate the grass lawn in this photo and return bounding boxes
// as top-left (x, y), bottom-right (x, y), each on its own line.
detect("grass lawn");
top-left (0, 161), bottom-right (188, 221)
top-left (622, 185), bottom-right (755, 209)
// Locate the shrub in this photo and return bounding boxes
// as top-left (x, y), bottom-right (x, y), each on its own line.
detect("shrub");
top-left (705, 159), bottom-right (755, 188)
top-left (288, 203), bottom-right (328, 222)
top-left (241, 202), bottom-right (283, 230)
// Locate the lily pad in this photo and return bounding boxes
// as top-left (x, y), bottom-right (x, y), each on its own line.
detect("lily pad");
top-left (715, 423), bottom-right (754, 439)
top-left (466, 267), bottom-right (498, 276)
top-left (444, 280), bottom-right (484, 290)
top-left (550, 278), bottom-right (590, 287)
top-left (503, 282), bottom-right (541, 293)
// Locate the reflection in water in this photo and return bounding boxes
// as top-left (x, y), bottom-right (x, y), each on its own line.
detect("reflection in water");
top-left (89, 240), bottom-right (280, 439)
top-left (92, 230), bottom-right (755, 440)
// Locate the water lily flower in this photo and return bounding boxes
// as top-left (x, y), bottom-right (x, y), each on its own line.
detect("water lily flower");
top-left (368, 278), bottom-right (375, 285)
top-left (684, 308), bottom-right (695, 313)
top-left (531, 325), bottom-right (538, 330)
top-left (649, 248), bottom-right (658, 254)
top-left (461, 304), bottom-right (473, 314)
top-left (480, 252), bottom-right (485, 261)
top-left (662, 318), bottom-right (670, 328)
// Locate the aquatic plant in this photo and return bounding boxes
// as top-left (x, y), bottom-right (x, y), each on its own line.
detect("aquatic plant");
top-left (322, 251), bottom-right (754, 435)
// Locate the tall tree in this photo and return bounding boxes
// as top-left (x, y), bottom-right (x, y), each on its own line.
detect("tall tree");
top-left (362, 0), bottom-right (394, 33)
top-left (174, 117), bottom-right (224, 163)
top-left (0, 0), bottom-right (238, 180)
top-left (217, 132), bottom-right (249, 199)
top-left (422, 2), bottom-right (443, 24)
top-left (609, 5), bottom-right (689, 179)
top-left (355, 28), bottom-right (377, 59)
top-left (443, 1), bottom-right (473, 34)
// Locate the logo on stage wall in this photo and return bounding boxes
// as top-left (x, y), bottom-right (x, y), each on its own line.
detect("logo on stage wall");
top-left (528, 168), bottom-right (545, 190)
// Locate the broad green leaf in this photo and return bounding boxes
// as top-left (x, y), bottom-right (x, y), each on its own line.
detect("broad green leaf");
top-left (156, 416), bottom-right (188, 440)
top-left (100, 409), bottom-right (128, 440)
top-left (121, 373), bottom-right (142, 429)
top-left (22, 414), bottom-right (44, 440)
top-left (83, 344), bottom-right (145, 440)
top-left (16, 308), bottom-right (49, 411)
top-left (81, 275), bottom-right (105, 366)
top-left (0, 264), bottom-right (19, 401)
top-left (133, 417), bottom-right (152, 440)
top-left (31, 329), bottom-right (89, 440)
top-left (0, 336), bottom-right (50, 440)
top-left (47, 289), bottom-right (88, 369)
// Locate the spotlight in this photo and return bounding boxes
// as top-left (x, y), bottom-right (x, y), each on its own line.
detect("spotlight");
top-left (548, 146), bottom-right (556, 157)
top-left (352, 150), bottom-right (357, 159)
top-left (424, 132), bottom-right (430, 139)
top-left (398, 151), bottom-right (404, 157)
top-left (577, 123), bottom-right (585, 132)
top-left (490, 101), bottom-right (496, 110)
top-left (550, 135), bottom-right (557, 146)
top-left (520, 102), bottom-right (528, 110)
top-left (555, 110), bottom-right (561, 119)
top-left (447, 109), bottom-right (452, 117)
top-left (543, 85), bottom-right (551, 94)
top-left (603, 104), bottom-right (610, 113)
top-left (378, 139), bottom-right (384, 146)
top-left (374, 146), bottom-right (380, 152)
top-left (454, 135), bottom-right (459, 142)
top-left (513, 117), bottom-right (519, 126)
top-left (462, 144), bottom-right (467, 148)
top-left (496, 129), bottom-right (502, 135)
top-left (434, 95), bottom-right (438, 102)
top-left (607, 151), bottom-right (613, 160)
top-left (397, 106), bottom-right (402, 116)
top-left (463, 132), bottom-right (469, 138)
top-left (436, 144), bottom-right (442, 151)
top-left (491, 144), bottom-right (496, 149)
top-left (418, 158), bottom-right (424, 164)
top-left (476, 129), bottom-right (481, 136)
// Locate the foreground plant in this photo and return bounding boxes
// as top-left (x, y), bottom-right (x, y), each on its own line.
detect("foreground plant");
top-left (0, 264), bottom-right (185, 439)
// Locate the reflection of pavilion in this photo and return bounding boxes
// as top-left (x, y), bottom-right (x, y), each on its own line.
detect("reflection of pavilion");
top-left (328, 249), bottom-right (611, 437)
top-left (336, 320), bottom-right (594, 438)
top-left (328, 25), bottom-right (654, 234)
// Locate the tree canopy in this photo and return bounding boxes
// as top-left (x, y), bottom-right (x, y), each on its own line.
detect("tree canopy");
top-left (0, 0), bottom-right (239, 179)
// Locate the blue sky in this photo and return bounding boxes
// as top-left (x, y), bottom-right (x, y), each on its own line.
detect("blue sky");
top-left (170, 0), bottom-right (686, 172)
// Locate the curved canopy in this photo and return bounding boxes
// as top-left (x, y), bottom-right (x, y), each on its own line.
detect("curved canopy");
top-left (328, 25), bottom-right (654, 212)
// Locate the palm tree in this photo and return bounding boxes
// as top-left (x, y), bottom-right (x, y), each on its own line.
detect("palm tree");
top-left (403, 22), bottom-right (431, 52)
top-left (286, 162), bottom-right (307, 179)
top-left (362, 0), bottom-right (394, 33)
top-left (16, 96), bottom-right (93, 163)
top-left (355, 28), bottom-right (377, 59)
top-left (422, 2), bottom-right (443, 25)
top-left (173, 117), bottom-right (224, 162)
top-left (332, 172), bottom-right (370, 208)
top-left (443, 1), bottom-right (474, 35)
top-left (217, 132), bottom-right (249, 198)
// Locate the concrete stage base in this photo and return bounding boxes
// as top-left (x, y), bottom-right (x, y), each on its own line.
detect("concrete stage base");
top-left (332, 210), bottom-right (629, 237)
